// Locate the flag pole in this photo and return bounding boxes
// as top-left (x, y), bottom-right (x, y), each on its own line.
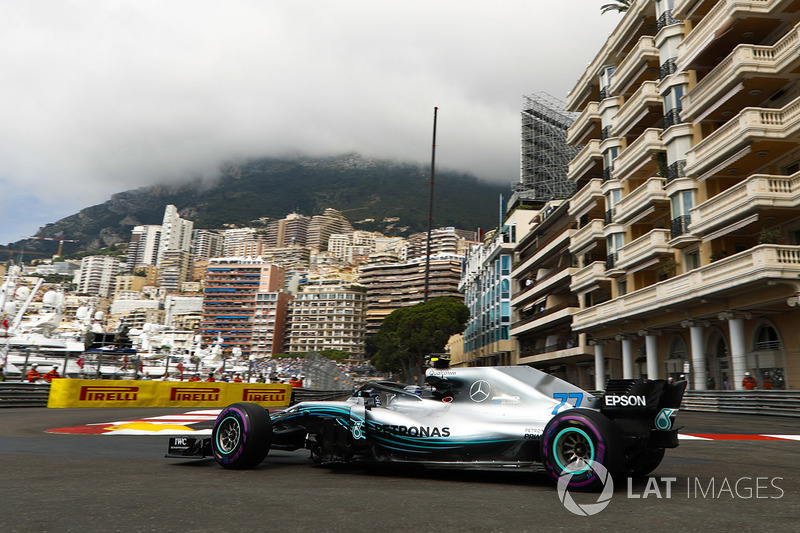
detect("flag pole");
top-left (424, 107), bottom-right (438, 302)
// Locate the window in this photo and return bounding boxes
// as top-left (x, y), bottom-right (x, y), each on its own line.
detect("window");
top-left (671, 190), bottom-right (693, 218)
top-left (685, 249), bottom-right (700, 271)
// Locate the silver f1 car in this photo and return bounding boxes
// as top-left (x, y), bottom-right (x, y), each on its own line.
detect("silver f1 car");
top-left (167, 365), bottom-right (686, 491)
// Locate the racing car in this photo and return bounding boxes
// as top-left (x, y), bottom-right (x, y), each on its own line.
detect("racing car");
top-left (167, 364), bottom-right (686, 491)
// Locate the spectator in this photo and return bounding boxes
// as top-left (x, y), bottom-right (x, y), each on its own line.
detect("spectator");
top-left (233, 374), bottom-right (243, 383)
top-left (43, 365), bottom-right (61, 383)
top-left (206, 373), bottom-right (216, 382)
top-left (188, 373), bottom-right (201, 382)
top-left (27, 364), bottom-right (42, 383)
top-left (742, 371), bottom-right (757, 390)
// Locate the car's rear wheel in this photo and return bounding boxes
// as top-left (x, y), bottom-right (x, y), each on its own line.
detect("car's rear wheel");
top-left (541, 409), bottom-right (620, 491)
top-left (211, 402), bottom-right (272, 469)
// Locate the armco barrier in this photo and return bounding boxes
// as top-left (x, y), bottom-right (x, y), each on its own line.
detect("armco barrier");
top-left (0, 381), bottom-right (351, 408)
top-left (0, 382), bottom-right (51, 407)
top-left (47, 380), bottom-right (293, 409)
top-left (681, 390), bottom-right (800, 417)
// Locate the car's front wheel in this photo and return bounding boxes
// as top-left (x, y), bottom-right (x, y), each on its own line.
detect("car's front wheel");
top-left (211, 403), bottom-right (272, 469)
top-left (540, 409), bottom-right (620, 491)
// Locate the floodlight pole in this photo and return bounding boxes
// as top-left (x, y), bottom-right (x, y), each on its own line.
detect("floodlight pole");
top-left (424, 107), bottom-right (438, 302)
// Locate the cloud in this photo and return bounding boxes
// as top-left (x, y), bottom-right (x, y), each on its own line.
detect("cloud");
top-left (0, 0), bottom-right (619, 244)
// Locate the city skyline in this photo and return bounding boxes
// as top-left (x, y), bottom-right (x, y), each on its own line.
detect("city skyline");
top-left (0, 1), bottom-right (620, 245)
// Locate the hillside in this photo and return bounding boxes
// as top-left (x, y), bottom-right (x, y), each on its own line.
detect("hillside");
top-left (3, 154), bottom-right (510, 256)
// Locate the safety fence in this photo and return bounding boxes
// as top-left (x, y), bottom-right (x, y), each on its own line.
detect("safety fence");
top-left (0, 381), bottom-right (349, 408)
top-left (681, 390), bottom-right (800, 417)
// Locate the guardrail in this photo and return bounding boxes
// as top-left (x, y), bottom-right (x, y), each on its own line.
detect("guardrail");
top-left (0, 382), bottom-right (351, 408)
top-left (681, 390), bottom-right (800, 417)
top-left (0, 382), bottom-right (51, 407)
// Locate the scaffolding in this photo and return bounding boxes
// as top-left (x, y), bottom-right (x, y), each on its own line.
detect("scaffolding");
top-left (516, 92), bottom-right (581, 202)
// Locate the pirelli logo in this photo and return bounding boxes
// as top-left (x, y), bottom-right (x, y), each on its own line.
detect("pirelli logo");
top-left (169, 387), bottom-right (221, 402)
top-left (243, 388), bottom-right (288, 402)
top-left (79, 386), bottom-right (139, 402)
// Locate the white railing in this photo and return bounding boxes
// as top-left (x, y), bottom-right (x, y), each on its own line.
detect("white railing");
top-left (573, 244), bottom-right (800, 330)
top-left (570, 261), bottom-right (609, 292)
top-left (609, 36), bottom-right (659, 96)
top-left (569, 219), bottom-right (605, 254)
top-left (691, 173), bottom-right (800, 233)
top-left (568, 140), bottom-right (602, 183)
top-left (677, 0), bottom-right (775, 73)
top-left (568, 179), bottom-right (603, 217)
top-left (615, 229), bottom-right (671, 270)
top-left (685, 94), bottom-right (800, 175)
top-left (615, 178), bottom-right (668, 223)
top-left (611, 82), bottom-right (661, 138)
top-left (683, 23), bottom-right (800, 118)
top-left (612, 129), bottom-right (664, 182)
top-left (566, 102), bottom-right (601, 145)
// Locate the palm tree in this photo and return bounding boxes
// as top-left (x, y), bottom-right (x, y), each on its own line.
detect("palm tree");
top-left (601, 0), bottom-right (632, 14)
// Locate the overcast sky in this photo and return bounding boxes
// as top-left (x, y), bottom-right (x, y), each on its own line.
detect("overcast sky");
top-left (0, 1), bottom-right (621, 246)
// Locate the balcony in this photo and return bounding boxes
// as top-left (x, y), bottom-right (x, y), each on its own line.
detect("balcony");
top-left (676, 0), bottom-right (788, 73)
top-left (670, 215), bottom-right (692, 239)
top-left (612, 129), bottom-right (665, 182)
top-left (614, 178), bottom-right (669, 225)
top-left (511, 303), bottom-right (579, 336)
top-left (691, 172), bottom-right (800, 236)
top-left (684, 94), bottom-right (800, 177)
top-left (569, 219), bottom-right (605, 255)
top-left (512, 268), bottom-right (576, 308)
top-left (615, 229), bottom-right (672, 272)
top-left (663, 108), bottom-right (682, 129)
top-left (567, 140), bottom-right (603, 183)
top-left (567, 102), bottom-right (601, 145)
top-left (666, 160), bottom-right (686, 183)
top-left (572, 244), bottom-right (800, 331)
top-left (609, 37), bottom-right (660, 97)
top-left (570, 261), bottom-right (611, 293)
top-left (611, 82), bottom-right (662, 138)
top-left (659, 57), bottom-right (677, 80)
top-left (566, 0), bottom-right (656, 111)
top-left (691, 23), bottom-right (800, 123)
top-left (568, 179), bottom-right (604, 218)
top-left (513, 229), bottom-right (575, 275)
top-left (657, 10), bottom-right (681, 31)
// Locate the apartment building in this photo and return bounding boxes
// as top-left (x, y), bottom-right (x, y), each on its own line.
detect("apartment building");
top-left (561, 0), bottom-right (799, 390)
top-left (285, 280), bottom-right (368, 360)
top-left (76, 256), bottom-right (123, 298)
top-left (459, 209), bottom-right (531, 367)
top-left (200, 258), bottom-right (290, 357)
top-left (359, 253), bottom-right (464, 334)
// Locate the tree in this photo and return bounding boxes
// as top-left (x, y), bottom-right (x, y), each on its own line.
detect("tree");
top-left (601, 0), bottom-right (631, 14)
top-left (318, 349), bottom-right (350, 361)
top-left (370, 297), bottom-right (469, 374)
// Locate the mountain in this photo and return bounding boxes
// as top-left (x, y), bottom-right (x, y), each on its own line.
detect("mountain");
top-left (4, 154), bottom-right (511, 256)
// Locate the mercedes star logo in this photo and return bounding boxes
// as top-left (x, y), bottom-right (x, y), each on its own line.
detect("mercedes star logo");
top-left (469, 380), bottom-right (491, 403)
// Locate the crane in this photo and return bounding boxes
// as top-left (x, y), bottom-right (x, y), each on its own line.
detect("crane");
top-left (20, 236), bottom-right (78, 257)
